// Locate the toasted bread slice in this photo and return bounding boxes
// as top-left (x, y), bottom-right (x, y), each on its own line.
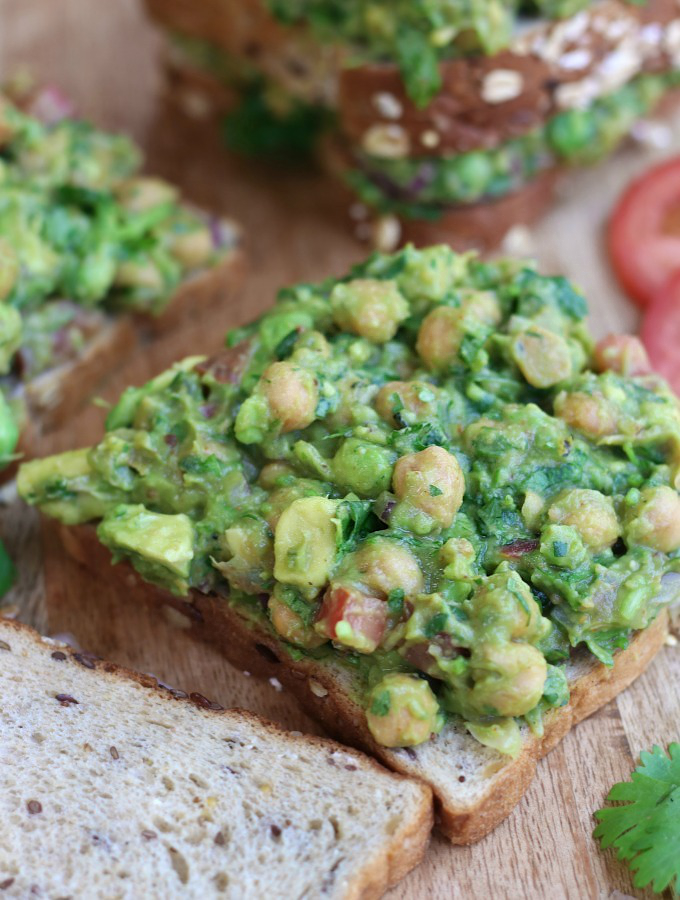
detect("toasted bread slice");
top-left (61, 522), bottom-right (669, 845)
top-left (0, 618), bottom-right (432, 899)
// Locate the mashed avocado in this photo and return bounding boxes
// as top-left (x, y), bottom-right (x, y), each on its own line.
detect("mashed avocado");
top-left (19, 245), bottom-right (680, 754)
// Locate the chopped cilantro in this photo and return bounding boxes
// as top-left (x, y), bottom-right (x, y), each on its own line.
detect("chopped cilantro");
top-left (429, 484), bottom-right (443, 497)
top-left (370, 690), bottom-right (392, 717)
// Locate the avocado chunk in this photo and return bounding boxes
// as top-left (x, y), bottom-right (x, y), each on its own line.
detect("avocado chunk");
top-left (17, 448), bottom-right (115, 524)
top-left (274, 497), bottom-right (340, 597)
top-left (97, 504), bottom-right (195, 596)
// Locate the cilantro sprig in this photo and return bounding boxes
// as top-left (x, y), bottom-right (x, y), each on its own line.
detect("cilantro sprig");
top-left (594, 744), bottom-right (680, 894)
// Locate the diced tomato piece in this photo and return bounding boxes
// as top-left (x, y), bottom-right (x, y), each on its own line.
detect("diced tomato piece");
top-left (315, 585), bottom-right (388, 654)
top-left (640, 270), bottom-right (680, 396)
top-left (608, 157), bottom-right (680, 307)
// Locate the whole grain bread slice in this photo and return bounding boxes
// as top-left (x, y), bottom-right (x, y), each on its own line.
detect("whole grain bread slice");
top-left (61, 523), bottom-right (669, 845)
top-left (0, 618), bottom-right (432, 899)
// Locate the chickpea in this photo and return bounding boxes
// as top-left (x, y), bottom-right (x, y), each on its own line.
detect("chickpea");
top-left (114, 259), bottom-right (165, 292)
top-left (116, 176), bottom-right (178, 213)
top-left (258, 461), bottom-right (296, 490)
top-left (554, 390), bottom-right (618, 438)
top-left (470, 570), bottom-right (548, 642)
top-left (366, 673), bottom-right (441, 747)
top-left (351, 538), bottom-right (424, 598)
top-left (330, 278), bottom-right (409, 343)
top-left (416, 306), bottom-right (461, 371)
top-left (375, 380), bottom-right (439, 427)
top-left (548, 489), bottom-right (620, 553)
top-left (625, 486), bottom-right (680, 553)
top-left (332, 438), bottom-right (395, 497)
top-left (262, 361), bottom-right (318, 433)
top-left (511, 326), bottom-right (572, 388)
top-left (470, 642), bottom-right (547, 718)
top-left (393, 446), bottom-right (465, 528)
top-left (269, 596), bottom-right (326, 649)
top-left (169, 227), bottom-right (213, 270)
top-left (594, 334), bottom-right (651, 377)
top-left (0, 239), bottom-right (18, 301)
top-left (416, 291), bottom-right (501, 372)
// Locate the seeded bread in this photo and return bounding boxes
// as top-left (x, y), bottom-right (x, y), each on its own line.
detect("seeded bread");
top-left (61, 523), bottom-right (670, 845)
top-left (0, 618), bottom-right (432, 899)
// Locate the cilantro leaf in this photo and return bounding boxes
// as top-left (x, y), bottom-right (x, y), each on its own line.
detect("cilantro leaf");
top-left (593, 744), bottom-right (680, 894)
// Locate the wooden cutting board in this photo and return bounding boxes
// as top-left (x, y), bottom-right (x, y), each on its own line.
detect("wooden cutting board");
top-left (1, 2), bottom-right (679, 897)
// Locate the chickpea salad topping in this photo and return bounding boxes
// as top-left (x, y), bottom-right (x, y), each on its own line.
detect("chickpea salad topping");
top-left (0, 91), bottom-right (231, 393)
top-left (19, 245), bottom-right (680, 754)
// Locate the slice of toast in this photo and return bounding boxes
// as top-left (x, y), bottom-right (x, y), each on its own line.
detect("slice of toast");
top-left (60, 522), bottom-right (669, 845)
top-left (0, 618), bottom-right (432, 899)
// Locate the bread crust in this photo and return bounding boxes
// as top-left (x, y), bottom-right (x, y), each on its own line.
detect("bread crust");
top-left (60, 522), bottom-right (669, 844)
top-left (0, 617), bottom-right (433, 899)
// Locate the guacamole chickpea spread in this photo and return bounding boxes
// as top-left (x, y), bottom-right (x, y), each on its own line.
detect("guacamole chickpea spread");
top-left (18, 246), bottom-right (680, 755)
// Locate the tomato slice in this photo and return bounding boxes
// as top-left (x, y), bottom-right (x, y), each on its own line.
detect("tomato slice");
top-left (640, 270), bottom-right (680, 395)
top-left (608, 156), bottom-right (680, 307)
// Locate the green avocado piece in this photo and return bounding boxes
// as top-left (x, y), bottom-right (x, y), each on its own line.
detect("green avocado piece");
top-left (17, 448), bottom-right (114, 524)
top-left (274, 496), bottom-right (340, 597)
top-left (97, 504), bottom-right (195, 596)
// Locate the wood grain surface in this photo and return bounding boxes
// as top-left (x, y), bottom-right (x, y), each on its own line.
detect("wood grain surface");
top-left (1, 2), bottom-right (679, 898)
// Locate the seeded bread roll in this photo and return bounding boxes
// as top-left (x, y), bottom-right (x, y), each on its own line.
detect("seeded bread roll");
top-left (0, 619), bottom-right (432, 899)
top-left (60, 523), bottom-right (670, 845)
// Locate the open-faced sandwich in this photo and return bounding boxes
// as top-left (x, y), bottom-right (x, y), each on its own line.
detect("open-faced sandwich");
top-left (18, 244), bottom-right (680, 842)
top-left (143, 0), bottom-right (680, 250)
top-left (0, 85), bottom-right (245, 479)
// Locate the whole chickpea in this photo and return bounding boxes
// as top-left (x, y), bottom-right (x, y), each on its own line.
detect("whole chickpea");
top-left (366, 673), bottom-right (441, 747)
top-left (116, 176), bottom-right (178, 213)
top-left (170, 227), bottom-right (214, 270)
top-left (470, 642), bottom-right (547, 718)
top-left (594, 334), bottom-right (651, 377)
top-left (416, 291), bottom-right (501, 372)
top-left (415, 306), bottom-right (462, 371)
top-left (375, 380), bottom-right (439, 427)
top-left (511, 325), bottom-right (573, 388)
top-left (352, 538), bottom-right (424, 597)
top-left (393, 445), bottom-right (465, 528)
top-left (330, 278), bottom-right (409, 343)
top-left (625, 486), bottom-right (680, 553)
top-left (470, 571), bottom-right (547, 642)
top-left (554, 390), bottom-right (618, 438)
top-left (262, 361), bottom-right (318, 433)
top-left (258, 461), bottom-right (296, 490)
top-left (269, 596), bottom-right (325, 649)
top-left (548, 488), bottom-right (620, 553)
